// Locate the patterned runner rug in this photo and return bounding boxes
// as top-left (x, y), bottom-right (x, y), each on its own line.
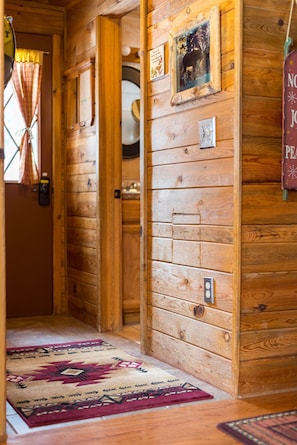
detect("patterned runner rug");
top-left (7, 339), bottom-right (213, 427)
top-left (217, 410), bottom-right (297, 445)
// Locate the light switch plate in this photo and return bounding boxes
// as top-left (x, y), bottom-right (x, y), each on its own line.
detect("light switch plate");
top-left (199, 117), bottom-right (216, 148)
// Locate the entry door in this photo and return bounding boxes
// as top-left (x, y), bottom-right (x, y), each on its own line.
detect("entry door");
top-left (5, 33), bottom-right (53, 317)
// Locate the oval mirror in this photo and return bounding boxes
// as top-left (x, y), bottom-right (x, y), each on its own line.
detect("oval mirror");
top-left (122, 65), bottom-right (140, 159)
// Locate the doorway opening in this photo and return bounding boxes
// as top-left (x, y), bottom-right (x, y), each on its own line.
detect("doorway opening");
top-left (121, 8), bottom-right (141, 327)
top-left (5, 33), bottom-right (53, 318)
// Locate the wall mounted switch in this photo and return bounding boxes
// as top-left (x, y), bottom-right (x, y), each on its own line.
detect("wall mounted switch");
top-left (204, 277), bottom-right (214, 304)
top-left (199, 117), bottom-right (216, 149)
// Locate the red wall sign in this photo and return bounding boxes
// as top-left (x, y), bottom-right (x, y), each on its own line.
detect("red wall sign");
top-left (282, 50), bottom-right (297, 190)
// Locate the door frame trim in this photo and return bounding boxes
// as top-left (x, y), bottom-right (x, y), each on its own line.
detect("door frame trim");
top-left (96, 16), bottom-right (123, 332)
top-left (52, 33), bottom-right (68, 314)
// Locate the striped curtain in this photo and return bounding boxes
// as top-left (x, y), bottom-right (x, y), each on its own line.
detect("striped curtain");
top-left (11, 49), bottom-right (44, 185)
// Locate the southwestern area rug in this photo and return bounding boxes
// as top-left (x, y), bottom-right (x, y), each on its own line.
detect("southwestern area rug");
top-left (217, 410), bottom-right (297, 445)
top-left (6, 339), bottom-right (213, 427)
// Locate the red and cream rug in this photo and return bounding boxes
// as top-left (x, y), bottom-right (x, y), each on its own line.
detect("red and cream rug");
top-left (218, 410), bottom-right (297, 445)
top-left (7, 339), bottom-right (213, 427)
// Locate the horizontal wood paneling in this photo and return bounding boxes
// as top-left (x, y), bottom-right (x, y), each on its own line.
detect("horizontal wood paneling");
top-left (149, 158), bottom-right (234, 189)
top-left (67, 244), bottom-right (97, 274)
top-left (238, 355), bottom-right (297, 396)
top-left (67, 226), bottom-right (96, 248)
top-left (150, 238), bottom-right (233, 272)
top-left (68, 277), bottom-right (97, 304)
top-left (64, 4), bottom-right (98, 325)
top-left (149, 261), bottom-right (233, 313)
top-left (149, 292), bottom-right (232, 330)
top-left (241, 310), bottom-right (297, 331)
top-left (146, 0), bottom-right (297, 398)
top-left (67, 174), bottom-right (96, 192)
top-left (67, 216), bottom-right (96, 230)
top-left (149, 188), bottom-right (234, 225)
top-left (68, 266), bottom-right (97, 286)
top-left (242, 184), bottom-right (297, 224)
top-left (239, 0), bottom-right (297, 395)
top-left (242, 97), bottom-right (281, 138)
top-left (240, 328), bottom-right (297, 360)
top-left (150, 222), bottom-right (233, 244)
top-left (242, 243), bottom-right (297, 272)
top-left (243, 5), bottom-right (295, 51)
top-left (68, 295), bottom-right (97, 327)
top-left (146, 328), bottom-right (233, 393)
top-left (242, 155), bottom-right (281, 183)
top-left (241, 271), bottom-right (297, 313)
top-left (67, 192), bottom-right (96, 217)
top-left (145, 0), bottom-right (235, 393)
top-left (66, 132), bottom-right (97, 164)
top-left (149, 141), bottom-right (234, 167)
top-left (148, 101), bottom-right (234, 151)
top-left (148, 306), bottom-right (232, 359)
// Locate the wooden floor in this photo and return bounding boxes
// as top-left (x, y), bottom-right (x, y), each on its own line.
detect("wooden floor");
top-left (4, 315), bottom-right (297, 445)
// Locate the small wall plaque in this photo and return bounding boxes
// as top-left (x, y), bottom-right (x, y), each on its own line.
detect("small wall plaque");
top-left (150, 45), bottom-right (165, 80)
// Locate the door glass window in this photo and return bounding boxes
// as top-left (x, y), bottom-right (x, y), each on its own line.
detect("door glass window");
top-left (4, 80), bottom-right (39, 182)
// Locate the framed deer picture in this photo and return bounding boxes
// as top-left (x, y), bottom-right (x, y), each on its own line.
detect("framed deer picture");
top-left (169, 5), bottom-right (221, 106)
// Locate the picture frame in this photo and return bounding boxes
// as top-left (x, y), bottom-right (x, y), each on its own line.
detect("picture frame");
top-left (169, 5), bottom-right (221, 106)
top-left (64, 58), bottom-right (95, 131)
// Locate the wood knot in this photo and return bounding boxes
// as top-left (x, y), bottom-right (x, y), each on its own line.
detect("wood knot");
top-left (179, 330), bottom-right (185, 339)
top-left (224, 332), bottom-right (231, 342)
top-left (184, 278), bottom-right (189, 285)
top-left (178, 175), bottom-right (183, 183)
top-left (193, 305), bottom-right (205, 318)
top-left (278, 19), bottom-right (284, 26)
top-left (258, 304), bottom-right (267, 312)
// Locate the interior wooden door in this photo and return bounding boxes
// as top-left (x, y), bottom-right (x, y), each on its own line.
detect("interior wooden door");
top-left (96, 16), bottom-right (122, 331)
top-left (5, 33), bottom-right (53, 317)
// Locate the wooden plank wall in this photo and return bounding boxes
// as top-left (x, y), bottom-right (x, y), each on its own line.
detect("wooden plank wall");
top-left (145, 0), bottom-right (236, 395)
top-left (7, 0), bottom-right (297, 397)
top-left (240, 0), bottom-right (297, 396)
top-left (64, 2), bottom-right (98, 327)
top-left (65, 0), bottom-right (139, 330)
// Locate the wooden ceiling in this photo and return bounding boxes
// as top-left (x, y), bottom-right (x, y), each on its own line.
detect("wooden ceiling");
top-left (34, 0), bottom-right (81, 7)
top-left (33, 0), bottom-right (139, 13)
top-left (21, 0), bottom-right (140, 17)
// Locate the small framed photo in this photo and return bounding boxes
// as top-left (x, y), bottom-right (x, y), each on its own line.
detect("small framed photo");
top-left (169, 5), bottom-right (221, 106)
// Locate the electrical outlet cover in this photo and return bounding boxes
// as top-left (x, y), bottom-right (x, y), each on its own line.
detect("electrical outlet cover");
top-left (204, 277), bottom-right (214, 304)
